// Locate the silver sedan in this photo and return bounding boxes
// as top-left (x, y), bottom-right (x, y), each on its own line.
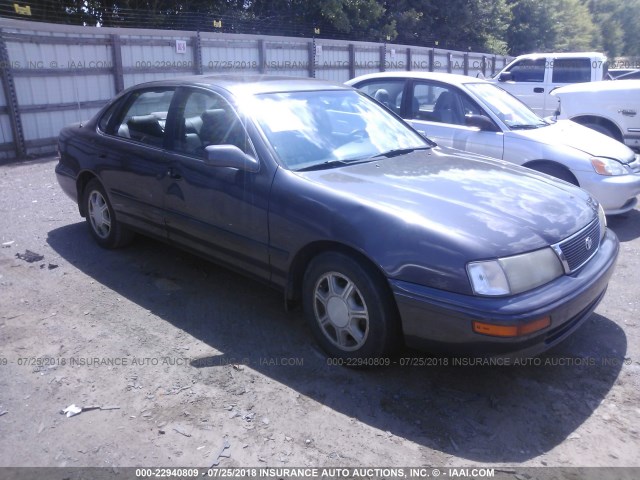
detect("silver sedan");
top-left (347, 71), bottom-right (640, 215)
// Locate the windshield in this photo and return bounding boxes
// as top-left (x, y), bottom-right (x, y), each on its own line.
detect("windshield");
top-left (247, 90), bottom-right (428, 171)
top-left (466, 83), bottom-right (547, 129)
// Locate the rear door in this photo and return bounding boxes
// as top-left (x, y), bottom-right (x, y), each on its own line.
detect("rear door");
top-left (96, 88), bottom-right (176, 238)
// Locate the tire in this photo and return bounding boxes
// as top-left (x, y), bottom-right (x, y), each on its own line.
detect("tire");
top-left (83, 179), bottom-right (134, 248)
top-left (302, 251), bottom-right (400, 361)
top-left (530, 163), bottom-right (578, 186)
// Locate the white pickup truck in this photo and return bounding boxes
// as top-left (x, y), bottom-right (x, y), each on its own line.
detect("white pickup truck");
top-left (491, 52), bottom-right (608, 117)
top-left (551, 80), bottom-right (640, 151)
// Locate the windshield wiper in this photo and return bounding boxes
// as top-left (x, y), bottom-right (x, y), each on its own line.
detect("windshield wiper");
top-left (510, 123), bottom-right (546, 130)
top-left (295, 159), bottom-right (351, 172)
top-left (371, 146), bottom-right (432, 159)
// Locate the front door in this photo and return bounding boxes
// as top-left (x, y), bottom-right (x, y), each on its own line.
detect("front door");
top-left (162, 87), bottom-right (273, 279)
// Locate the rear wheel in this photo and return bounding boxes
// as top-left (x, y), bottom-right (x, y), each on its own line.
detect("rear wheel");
top-left (302, 252), bottom-right (400, 361)
top-left (83, 179), bottom-right (134, 248)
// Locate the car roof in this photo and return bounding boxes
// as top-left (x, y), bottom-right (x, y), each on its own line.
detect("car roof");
top-left (345, 71), bottom-right (487, 87)
top-left (125, 74), bottom-right (350, 96)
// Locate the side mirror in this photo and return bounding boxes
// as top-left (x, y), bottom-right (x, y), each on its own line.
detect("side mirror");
top-left (204, 145), bottom-right (259, 173)
top-left (498, 72), bottom-right (514, 82)
top-left (465, 114), bottom-right (498, 132)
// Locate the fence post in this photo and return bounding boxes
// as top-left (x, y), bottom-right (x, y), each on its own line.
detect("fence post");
top-left (308, 40), bottom-right (316, 78)
top-left (258, 39), bottom-right (266, 74)
top-left (111, 34), bottom-right (124, 93)
top-left (447, 52), bottom-right (453, 73)
top-left (348, 44), bottom-right (355, 79)
top-left (406, 47), bottom-right (412, 71)
top-left (463, 53), bottom-right (469, 76)
top-left (193, 33), bottom-right (203, 75)
top-left (379, 45), bottom-right (386, 72)
top-left (0, 28), bottom-right (26, 158)
top-left (429, 49), bottom-right (434, 72)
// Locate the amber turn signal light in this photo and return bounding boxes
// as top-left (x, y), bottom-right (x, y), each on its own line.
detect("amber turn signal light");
top-left (472, 316), bottom-right (551, 337)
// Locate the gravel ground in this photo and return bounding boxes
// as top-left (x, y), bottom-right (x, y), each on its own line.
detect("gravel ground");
top-left (0, 158), bottom-right (639, 475)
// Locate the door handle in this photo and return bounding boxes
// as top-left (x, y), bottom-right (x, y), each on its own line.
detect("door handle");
top-left (167, 167), bottom-right (182, 179)
top-left (534, 87), bottom-right (544, 93)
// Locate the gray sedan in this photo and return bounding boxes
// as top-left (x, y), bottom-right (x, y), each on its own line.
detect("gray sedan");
top-left (55, 75), bottom-right (618, 361)
top-left (347, 72), bottom-right (640, 215)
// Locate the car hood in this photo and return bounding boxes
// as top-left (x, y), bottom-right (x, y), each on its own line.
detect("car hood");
top-left (297, 146), bottom-right (596, 259)
top-left (508, 120), bottom-right (635, 163)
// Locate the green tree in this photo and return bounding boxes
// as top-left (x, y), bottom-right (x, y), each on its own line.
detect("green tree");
top-left (507, 0), bottom-right (598, 55)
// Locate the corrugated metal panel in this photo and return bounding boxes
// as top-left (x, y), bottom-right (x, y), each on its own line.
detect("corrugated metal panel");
top-left (450, 53), bottom-right (466, 74)
top-left (202, 39), bottom-right (260, 74)
top-left (0, 80), bottom-right (6, 106)
top-left (123, 72), bottom-right (186, 89)
top-left (15, 74), bottom-right (113, 106)
top-left (384, 48), bottom-right (407, 72)
top-left (411, 50), bottom-right (431, 71)
top-left (468, 53), bottom-right (485, 74)
top-left (316, 48), bottom-right (350, 80)
top-left (433, 52), bottom-right (448, 71)
top-left (0, 115), bottom-right (14, 143)
top-left (22, 107), bottom-right (101, 141)
top-left (316, 68), bottom-right (349, 83)
top-left (354, 47), bottom-right (381, 76)
top-left (121, 36), bottom-right (195, 74)
top-left (265, 42), bottom-right (308, 76)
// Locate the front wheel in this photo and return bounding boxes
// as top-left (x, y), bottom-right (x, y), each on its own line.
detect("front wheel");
top-left (530, 163), bottom-right (578, 186)
top-left (83, 179), bottom-right (134, 248)
top-left (302, 252), bottom-right (400, 360)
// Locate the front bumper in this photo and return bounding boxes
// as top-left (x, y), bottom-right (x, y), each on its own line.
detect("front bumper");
top-left (576, 162), bottom-right (640, 215)
top-left (391, 229), bottom-right (619, 358)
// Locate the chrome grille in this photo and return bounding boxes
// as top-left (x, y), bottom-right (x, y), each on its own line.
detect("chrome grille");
top-left (553, 219), bottom-right (601, 273)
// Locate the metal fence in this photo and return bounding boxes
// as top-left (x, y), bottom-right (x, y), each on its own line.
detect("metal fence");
top-left (0, 16), bottom-right (511, 161)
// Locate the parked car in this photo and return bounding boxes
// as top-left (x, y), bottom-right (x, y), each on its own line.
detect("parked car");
top-left (607, 68), bottom-right (640, 80)
top-left (490, 52), bottom-right (608, 117)
top-left (614, 70), bottom-right (640, 80)
top-left (347, 71), bottom-right (640, 215)
top-left (56, 75), bottom-right (618, 360)
top-left (551, 80), bottom-right (640, 151)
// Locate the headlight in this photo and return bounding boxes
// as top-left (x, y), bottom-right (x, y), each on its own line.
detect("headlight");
top-left (468, 248), bottom-right (564, 296)
top-left (591, 157), bottom-right (627, 176)
top-left (598, 203), bottom-right (607, 240)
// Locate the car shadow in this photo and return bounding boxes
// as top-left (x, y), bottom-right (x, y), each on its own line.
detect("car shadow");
top-left (607, 209), bottom-right (640, 242)
top-left (47, 223), bottom-right (627, 463)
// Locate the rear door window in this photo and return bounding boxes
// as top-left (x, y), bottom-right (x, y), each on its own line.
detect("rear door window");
top-left (551, 58), bottom-right (591, 83)
top-left (112, 89), bottom-right (176, 147)
top-left (353, 79), bottom-right (405, 114)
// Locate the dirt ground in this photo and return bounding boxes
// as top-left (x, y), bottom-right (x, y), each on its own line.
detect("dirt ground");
top-left (0, 158), bottom-right (639, 473)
